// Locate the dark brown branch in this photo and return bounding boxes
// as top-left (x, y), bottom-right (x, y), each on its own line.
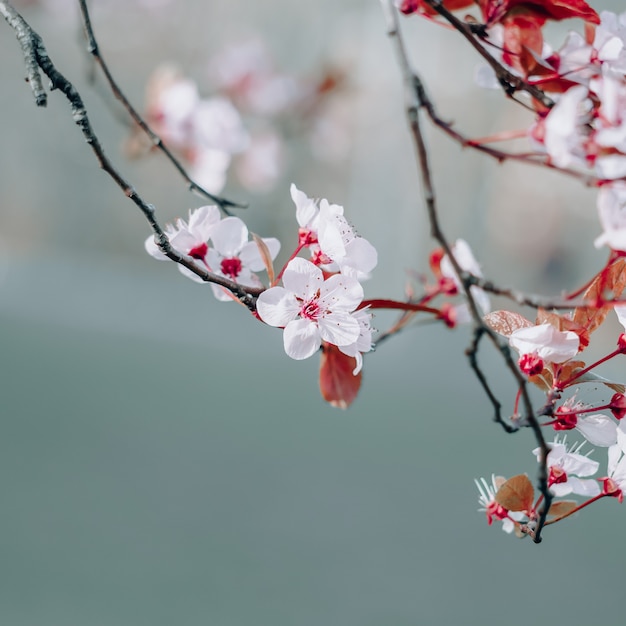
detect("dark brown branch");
top-left (0, 0), bottom-right (259, 310)
top-left (76, 0), bottom-right (245, 212)
top-left (382, 0), bottom-right (552, 542)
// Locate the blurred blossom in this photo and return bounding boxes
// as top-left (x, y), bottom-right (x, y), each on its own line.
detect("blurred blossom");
top-left (235, 130), bottom-right (285, 192)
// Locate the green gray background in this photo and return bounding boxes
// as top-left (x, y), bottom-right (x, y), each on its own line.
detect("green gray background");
top-left (0, 2), bottom-right (624, 625)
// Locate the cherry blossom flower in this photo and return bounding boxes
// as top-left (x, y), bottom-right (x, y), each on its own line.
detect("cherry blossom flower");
top-left (317, 200), bottom-right (378, 279)
top-left (594, 182), bottom-right (626, 251)
top-left (142, 67), bottom-right (248, 194)
top-left (474, 475), bottom-right (524, 534)
top-left (603, 444), bottom-right (626, 501)
top-left (290, 184), bottom-right (321, 247)
top-left (532, 436), bottom-right (600, 497)
top-left (145, 205), bottom-right (221, 279)
top-left (509, 322), bottom-right (579, 364)
top-left (235, 131), bottom-right (284, 192)
top-left (439, 239), bottom-right (490, 319)
top-left (542, 85), bottom-right (591, 169)
top-left (256, 257), bottom-right (364, 360)
top-left (554, 398), bottom-right (618, 447)
top-left (593, 11), bottom-right (626, 74)
top-left (289, 185), bottom-right (378, 279)
top-left (336, 308), bottom-right (374, 375)
top-left (206, 217), bottom-right (280, 301)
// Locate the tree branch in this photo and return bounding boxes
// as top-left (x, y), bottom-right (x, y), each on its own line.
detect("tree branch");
top-left (76, 0), bottom-right (245, 213)
top-left (0, 0), bottom-right (259, 310)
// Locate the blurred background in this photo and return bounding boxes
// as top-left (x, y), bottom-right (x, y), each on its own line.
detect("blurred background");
top-left (1, 1), bottom-right (624, 625)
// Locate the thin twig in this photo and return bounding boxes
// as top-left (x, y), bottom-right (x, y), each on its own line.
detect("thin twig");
top-left (0, 1), bottom-right (259, 310)
top-left (0, 0), bottom-right (46, 106)
top-left (76, 0), bottom-right (245, 212)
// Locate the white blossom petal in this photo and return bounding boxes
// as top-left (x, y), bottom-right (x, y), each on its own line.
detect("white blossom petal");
top-left (210, 217), bottom-right (248, 257)
top-left (256, 287), bottom-right (300, 327)
top-left (283, 318), bottom-right (321, 359)
top-left (281, 257), bottom-right (324, 300)
top-left (509, 323), bottom-right (579, 363)
top-left (576, 414), bottom-right (618, 447)
top-left (318, 311), bottom-right (361, 346)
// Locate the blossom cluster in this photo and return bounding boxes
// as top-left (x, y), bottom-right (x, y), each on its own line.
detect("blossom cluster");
top-left (137, 0), bottom-right (626, 539)
top-left (145, 204), bottom-right (280, 301)
top-left (257, 185), bottom-right (378, 374)
top-left (129, 40), bottom-right (350, 194)
top-left (397, 0), bottom-right (626, 537)
top-left (145, 185), bottom-right (381, 380)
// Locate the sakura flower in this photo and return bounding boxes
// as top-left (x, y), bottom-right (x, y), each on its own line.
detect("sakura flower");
top-left (192, 97), bottom-right (249, 155)
top-left (189, 148), bottom-right (231, 195)
top-left (553, 398), bottom-right (618, 447)
top-left (593, 11), bottom-right (626, 74)
top-left (316, 199), bottom-right (378, 279)
top-left (150, 72), bottom-right (199, 147)
top-left (145, 205), bottom-right (221, 280)
top-left (439, 239), bottom-right (490, 318)
top-left (235, 131), bottom-right (284, 192)
top-left (602, 444), bottom-right (626, 501)
top-left (474, 475), bottom-right (525, 534)
top-left (594, 182), bottom-right (626, 251)
top-left (336, 308), bottom-right (374, 375)
top-left (532, 437), bottom-right (600, 497)
top-left (256, 257), bottom-right (364, 360)
top-left (289, 185), bottom-right (378, 279)
top-left (291, 183), bottom-right (322, 250)
top-left (542, 85), bottom-right (591, 169)
top-left (509, 322), bottom-right (579, 364)
top-left (548, 31), bottom-right (594, 86)
top-left (207, 216), bottom-right (280, 301)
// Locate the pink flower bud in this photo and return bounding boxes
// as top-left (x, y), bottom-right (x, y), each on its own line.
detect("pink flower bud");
top-left (553, 407), bottom-right (578, 431)
top-left (519, 353), bottom-right (544, 376)
top-left (610, 393), bottom-right (626, 420)
top-left (602, 477), bottom-right (623, 503)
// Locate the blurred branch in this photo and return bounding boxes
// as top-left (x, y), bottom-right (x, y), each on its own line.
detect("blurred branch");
top-left (76, 0), bottom-right (245, 213)
top-left (0, 0), bottom-right (259, 309)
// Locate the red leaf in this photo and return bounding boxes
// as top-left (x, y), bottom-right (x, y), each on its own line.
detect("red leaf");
top-left (319, 343), bottom-right (362, 409)
top-left (481, 0), bottom-right (600, 25)
top-left (548, 500), bottom-right (579, 517)
top-left (495, 474), bottom-right (535, 512)
top-left (483, 310), bottom-right (533, 337)
top-left (573, 258), bottom-right (626, 337)
top-left (502, 15), bottom-right (545, 76)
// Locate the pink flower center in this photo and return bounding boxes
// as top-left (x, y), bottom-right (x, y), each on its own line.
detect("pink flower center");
top-left (301, 299), bottom-right (321, 321)
top-left (485, 501), bottom-right (509, 525)
top-left (298, 227), bottom-right (318, 247)
top-left (549, 466), bottom-right (567, 487)
top-left (519, 353), bottom-right (544, 377)
top-left (188, 242), bottom-right (208, 260)
top-left (310, 248), bottom-right (332, 266)
top-left (553, 407), bottom-right (578, 431)
top-left (221, 257), bottom-right (242, 279)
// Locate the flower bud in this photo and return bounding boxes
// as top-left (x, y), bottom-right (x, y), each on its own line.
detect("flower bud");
top-left (609, 393), bottom-right (626, 420)
top-left (519, 353), bottom-right (544, 377)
